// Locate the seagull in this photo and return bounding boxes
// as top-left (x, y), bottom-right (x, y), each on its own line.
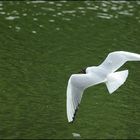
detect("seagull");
top-left (66, 51), bottom-right (140, 123)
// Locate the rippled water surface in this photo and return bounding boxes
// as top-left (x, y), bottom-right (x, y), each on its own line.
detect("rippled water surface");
top-left (0, 1), bottom-right (140, 139)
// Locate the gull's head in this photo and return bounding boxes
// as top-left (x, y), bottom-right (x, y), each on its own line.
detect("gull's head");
top-left (78, 68), bottom-right (87, 74)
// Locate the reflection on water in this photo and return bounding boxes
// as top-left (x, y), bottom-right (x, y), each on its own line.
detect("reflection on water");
top-left (30, 1), bottom-right (46, 4)
top-left (72, 132), bottom-right (81, 138)
top-left (97, 13), bottom-right (113, 19)
top-left (5, 16), bottom-right (20, 20)
top-left (15, 26), bottom-right (21, 32)
top-left (32, 30), bottom-right (37, 34)
top-left (0, 1), bottom-right (139, 33)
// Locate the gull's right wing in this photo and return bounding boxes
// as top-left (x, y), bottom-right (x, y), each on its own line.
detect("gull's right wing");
top-left (99, 51), bottom-right (140, 73)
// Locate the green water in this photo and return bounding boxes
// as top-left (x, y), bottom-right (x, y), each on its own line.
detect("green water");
top-left (0, 1), bottom-right (140, 139)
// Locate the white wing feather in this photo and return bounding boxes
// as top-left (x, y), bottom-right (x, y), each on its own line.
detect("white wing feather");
top-left (99, 51), bottom-right (140, 72)
top-left (66, 74), bottom-right (92, 122)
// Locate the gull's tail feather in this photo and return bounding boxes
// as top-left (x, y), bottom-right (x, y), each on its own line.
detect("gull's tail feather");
top-left (106, 70), bottom-right (129, 94)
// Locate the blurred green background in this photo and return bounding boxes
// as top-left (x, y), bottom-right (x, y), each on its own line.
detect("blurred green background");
top-left (0, 1), bottom-right (140, 139)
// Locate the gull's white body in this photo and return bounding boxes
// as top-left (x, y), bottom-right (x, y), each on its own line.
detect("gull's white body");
top-left (66, 51), bottom-right (140, 122)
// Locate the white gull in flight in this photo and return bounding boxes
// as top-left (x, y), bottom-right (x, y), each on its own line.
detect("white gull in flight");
top-left (66, 51), bottom-right (140, 122)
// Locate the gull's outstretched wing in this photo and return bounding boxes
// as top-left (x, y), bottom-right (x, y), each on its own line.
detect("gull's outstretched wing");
top-left (99, 51), bottom-right (140, 73)
top-left (66, 74), bottom-right (93, 123)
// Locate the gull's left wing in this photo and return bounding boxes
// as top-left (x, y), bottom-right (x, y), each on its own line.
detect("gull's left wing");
top-left (66, 74), bottom-right (92, 123)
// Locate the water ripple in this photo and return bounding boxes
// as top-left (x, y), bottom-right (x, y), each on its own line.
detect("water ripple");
top-left (0, 1), bottom-right (139, 32)
top-left (5, 16), bottom-right (20, 20)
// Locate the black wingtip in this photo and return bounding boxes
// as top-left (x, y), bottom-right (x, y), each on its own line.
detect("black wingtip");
top-left (69, 104), bottom-right (80, 124)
